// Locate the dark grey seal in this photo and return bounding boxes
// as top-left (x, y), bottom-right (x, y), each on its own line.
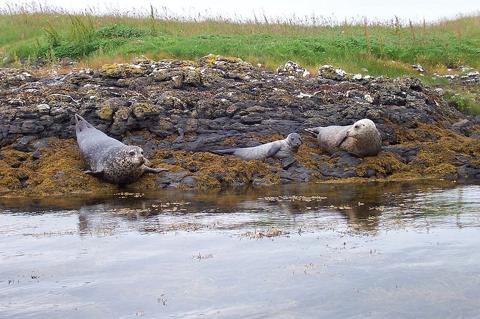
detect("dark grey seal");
top-left (305, 119), bottom-right (381, 157)
top-left (75, 114), bottom-right (166, 184)
top-left (210, 133), bottom-right (302, 168)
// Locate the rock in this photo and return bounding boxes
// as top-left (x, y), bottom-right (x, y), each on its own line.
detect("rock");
top-left (383, 146), bottom-right (419, 163)
top-left (132, 103), bottom-right (159, 120)
top-left (279, 165), bottom-right (311, 183)
top-left (13, 136), bottom-right (36, 152)
top-left (276, 61), bottom-right (310, 77)
top-left (457, 165), bottom-right (480, 180)
top-left (155, 172), bottom-right (187, 188)
top-left (100, 63), bottom-right (147, 78)
top-left (54, 171), bottom-right (65, 179)
top-left (37, 104), bottom-right (50, 114)
top-left (318, 65), bottom-right (347, 81)
top-left (0, 55), bottom-right (478, 195)
top-left (240, 115), bottom-right (262, 125)
top-left (318, 163), bottom-right (357, 178)
top-left (412, 64), bottom-right (426, 72)
top-left (451, 119), bottom-right (473, 135)
top-left (31, 150), bottom-right (41, 160)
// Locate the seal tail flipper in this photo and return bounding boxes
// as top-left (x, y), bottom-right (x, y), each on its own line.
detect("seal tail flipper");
top-left (304, 127), bottom-right (320, 137)
top-left (75, 114), bottom-right (93, 132)
top-left (209, 149), bottom-right (237, 156)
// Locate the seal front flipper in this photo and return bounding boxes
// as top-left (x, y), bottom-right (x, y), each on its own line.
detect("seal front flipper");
top-left (304, 127), bottom-right (320, 137)
top-left (143, 166), bottom-right (168, 174)
top-left (336, 131), bottom-right (349, 148)
top-left (84, 169), bottom-right (104, 176)
top-left (266, 144), bottom-right (282, 158)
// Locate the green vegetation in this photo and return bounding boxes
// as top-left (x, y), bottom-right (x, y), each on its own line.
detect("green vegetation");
top-left (0, 6), bottom-right (479, 77)
top-left (0, 5), bottom-right (479, 114)
top-left (444, 88), bottom-right (480, 115)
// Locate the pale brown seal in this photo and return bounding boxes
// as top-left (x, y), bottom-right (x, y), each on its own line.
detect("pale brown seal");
top-left (75, 114), bottom-right (166, 184)
top-left (305, 119), bottom-right (381, 157)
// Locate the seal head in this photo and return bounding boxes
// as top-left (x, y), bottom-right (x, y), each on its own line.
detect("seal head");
top-left (286, 133), bottom-right (302, 150)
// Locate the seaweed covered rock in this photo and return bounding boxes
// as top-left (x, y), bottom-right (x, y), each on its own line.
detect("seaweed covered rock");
top-left (0, 56), bottom-right (479, 196)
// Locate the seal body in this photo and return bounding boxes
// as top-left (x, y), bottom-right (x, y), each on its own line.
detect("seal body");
top-left (305, 119), bottom-right (381, 157)
top-left (75, 114), bottom-right (165, 184)
top-left (210, 133), bottom-right (302, 168)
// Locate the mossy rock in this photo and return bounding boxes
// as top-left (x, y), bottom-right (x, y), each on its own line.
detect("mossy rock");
top-left (132, 103), bottom-right (159, 119)
top-left (96, 105), bottom-right (114, 120)
top-left (100, 63), bottom-right (146, 78)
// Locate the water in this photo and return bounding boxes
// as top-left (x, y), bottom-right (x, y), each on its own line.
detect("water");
top-left (1, 181), bottom-right (480, 319)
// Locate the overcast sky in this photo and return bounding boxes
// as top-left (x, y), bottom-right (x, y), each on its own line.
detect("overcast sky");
top-left (1, 0), bottom-right (479, 23)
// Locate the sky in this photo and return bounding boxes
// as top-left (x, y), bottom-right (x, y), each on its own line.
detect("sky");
top-left (1, 0), bottom-right (479, 23)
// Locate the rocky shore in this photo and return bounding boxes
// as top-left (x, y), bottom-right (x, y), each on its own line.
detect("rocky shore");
top-left (0, 55), bottom-right (479, 196)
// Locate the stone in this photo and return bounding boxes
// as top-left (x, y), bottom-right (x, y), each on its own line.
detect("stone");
top-left (13, 136), bottom-right (36, 152)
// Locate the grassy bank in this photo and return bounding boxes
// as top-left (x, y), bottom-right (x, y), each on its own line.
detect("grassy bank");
top-left (0, 7), bottom-right (479, 77)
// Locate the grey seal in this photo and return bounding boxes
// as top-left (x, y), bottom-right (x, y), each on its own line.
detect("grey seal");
top-left (305, 119), bottom-right (381, 157)
top-left (210, 133), bottom-right (302, 168)
top-left (75, 114), bottom-right (166, 184)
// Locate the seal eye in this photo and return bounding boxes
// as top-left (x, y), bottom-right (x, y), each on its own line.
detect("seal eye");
top-left (354, 125), bottom-right (360, 129)
top-left (129, 151), bottom-right (135, 156)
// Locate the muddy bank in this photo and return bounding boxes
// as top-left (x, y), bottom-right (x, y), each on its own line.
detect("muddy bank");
top-left (0, 55), bottom-right (479, 196)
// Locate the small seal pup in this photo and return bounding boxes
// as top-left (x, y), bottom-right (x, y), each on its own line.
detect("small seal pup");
top-left (210, 133), bottom-right (302, 168)
top-left (75, 114), bottom-right (166, 184)
top-left (305, 119), bottom-right (381, 157)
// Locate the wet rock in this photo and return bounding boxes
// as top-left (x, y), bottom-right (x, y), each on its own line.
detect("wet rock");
top-left (335, 151), bottom-right (362, 166)
top-left (280, 165), bottom-right (311, 183)
top-left (457, 164), bottom-right (480, 180)
top-left (155, 171), bottom-right (191, 188)
top-left (318, 163), bottom-right (357, 178)
top-left (383, 146), bottom-right (419, 163)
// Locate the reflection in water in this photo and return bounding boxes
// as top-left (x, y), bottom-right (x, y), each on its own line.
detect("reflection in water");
top-left (1, 181), bottom-right (480, 319)
top-left (1, 180), bottom-right (477, 236)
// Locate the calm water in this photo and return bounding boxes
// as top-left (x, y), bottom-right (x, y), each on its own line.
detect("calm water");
top-left (1, 181), bottom-right (480, 319)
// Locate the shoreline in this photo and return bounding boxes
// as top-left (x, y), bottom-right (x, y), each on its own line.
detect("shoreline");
top-left (0, 55), bottom-right (479, 196)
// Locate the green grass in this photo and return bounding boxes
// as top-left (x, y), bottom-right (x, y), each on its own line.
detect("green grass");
top-left (444, 88), bottom-right (480, 115)
top-left (0, 7), bottom-right (479, 77)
